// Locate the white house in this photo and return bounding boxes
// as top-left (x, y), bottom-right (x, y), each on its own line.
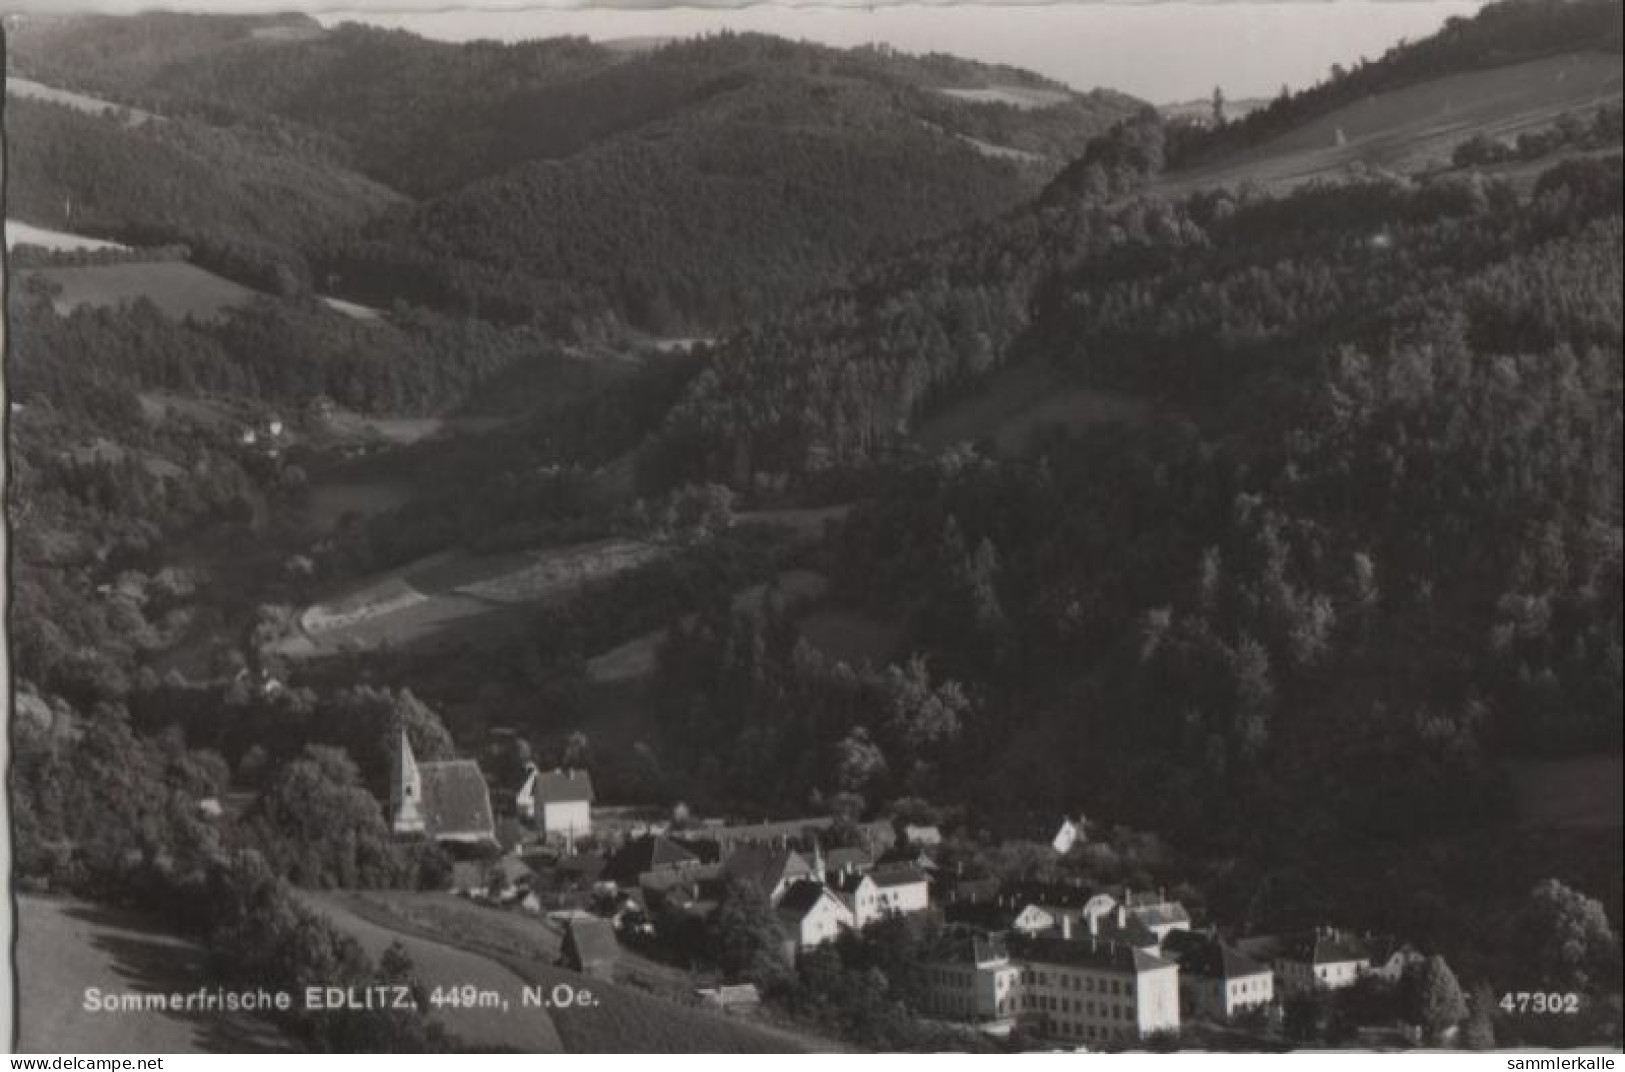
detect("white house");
top-left (869, 863), bottom-right (930, 917)
top-left (776, 880), bottom-right (854, 949)
top-left (516, 765), bottom-right (594, 840)
top-left (1240, 927), bottom-right (1370, 994)
top-left (1050, 815), bottom-right (1086, 854)
top-left (832, 871), bottom-right (884, 929)
top-left (1164, 931), bottom-right (1274, 1022)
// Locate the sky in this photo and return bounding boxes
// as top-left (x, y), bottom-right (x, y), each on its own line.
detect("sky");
top-left (311, 1), bottom-right (1489, 103)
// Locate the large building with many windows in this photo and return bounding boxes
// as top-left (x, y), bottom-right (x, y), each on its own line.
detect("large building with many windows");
top-left (1008, 933), bottom-right (1182, 1045)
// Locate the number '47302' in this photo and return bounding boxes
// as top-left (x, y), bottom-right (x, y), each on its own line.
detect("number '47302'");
top-left (1500, 992), bottom-right (1580, 1014)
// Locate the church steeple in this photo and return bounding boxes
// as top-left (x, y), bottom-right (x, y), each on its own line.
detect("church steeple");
top-left (390, 728), bottom-right (425, 835)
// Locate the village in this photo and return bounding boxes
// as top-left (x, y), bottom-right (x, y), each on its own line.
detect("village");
top-left (386, 730), bottom-right (1437, 1050)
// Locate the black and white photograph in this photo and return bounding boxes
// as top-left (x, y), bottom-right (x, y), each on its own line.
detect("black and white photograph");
top-left (2, 0), bottom-right (1622, 1056)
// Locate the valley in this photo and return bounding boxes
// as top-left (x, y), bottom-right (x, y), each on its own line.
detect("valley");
top-left (6, 0), bottom-right (1622, 1055)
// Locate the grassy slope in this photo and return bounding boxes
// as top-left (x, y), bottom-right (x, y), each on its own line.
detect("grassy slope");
top-left (28, 260), bottom-right (261, 322)
top-left (322, 891), bottom-right (822, 1052)
top-left (295, 891), bottom-right (565, 1052)
top-left (1163, 51), bottom-right (1622, 194)
top-left (15, 896), bottom-right (299, 1054)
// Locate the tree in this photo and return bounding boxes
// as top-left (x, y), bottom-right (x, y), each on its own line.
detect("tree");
top-left (1403, 954), bottom-right (1468, 1044)
top-left (833, 726), bottom-right (888, 797)
top-left (1211, 85), bottom-right (1227, 127)
top-left (705, 877), bottom-right (788, 985)
top-left (1516, 879), bottom-right (1621, 992)
top-left (244, 746), bottom-right (403, 888)
top-left (1284, 989), bottom-right (1330, 1043)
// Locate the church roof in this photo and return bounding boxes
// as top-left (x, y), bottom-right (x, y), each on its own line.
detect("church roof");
top-left (418, 760), bottom-right (497, 840)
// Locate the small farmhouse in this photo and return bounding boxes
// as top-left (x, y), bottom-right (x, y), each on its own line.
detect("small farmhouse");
top-left (777, 880), bottom-right (854, 949)
top-left (1163, 930), bottom-right (1274, 1022)
top-left (516, 764), bottom-right (594, 840)
top-left (869, 863), bottom-right (931, 916)
top-left (1240, 927), bottom-right (1371, 994)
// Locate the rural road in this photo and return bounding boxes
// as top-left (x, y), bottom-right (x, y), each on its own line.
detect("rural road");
top-left (297, 893), bottom-right (564, 1053)
top-left (15, 895), bottom-right (296, 1054)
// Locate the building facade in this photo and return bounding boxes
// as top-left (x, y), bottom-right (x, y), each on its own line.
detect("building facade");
top-left (920, 931), bottom-right (1022, 1029)
top-left (1009, 935), bottom-right (1182, 1046)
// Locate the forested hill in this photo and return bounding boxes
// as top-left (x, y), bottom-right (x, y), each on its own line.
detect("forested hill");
top-left (7, 18), bottom-right (1141, 330)
top-left (619, 0), bottom-right (1623, 856)
top-left (4, 94), bottom-right (402, 298)
top-left (648, 0), bottom-right (1623, 482)
top-left (642, 150), bottom-right (1622, 865)
top-left (6, 20), bottom-right (1137, 194)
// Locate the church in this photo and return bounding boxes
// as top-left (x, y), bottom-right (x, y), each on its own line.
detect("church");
top-left (388, 729), bottom-right (498, 847)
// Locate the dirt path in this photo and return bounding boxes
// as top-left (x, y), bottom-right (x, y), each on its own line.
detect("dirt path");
top-left (297, 892), bottom-right (564, 1053)
top-left (15, 896), bottom-right (296, 1054)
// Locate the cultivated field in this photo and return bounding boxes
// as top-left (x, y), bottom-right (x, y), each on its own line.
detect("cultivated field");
top-left (28, 260), bottom-right (261, 321)
top-left (280, 539), bottom-right (672, 656)
top-left (1164, 51), bottom-right (1623, 194)
top-left (913, 359), bottom-right (1151, 455)
top-left (6, 74), bottom-right (161, 124)
top-left (1509, 753), bottom-right (1624, 831)
top-left (15, 896), bottom-right (297, 1054)
top-left (6, 218), bottom-right (128, 252)
top-left (936, 84), bottom-right (1073, 110)
top-left (296, 892), bottom-right (564, 1052)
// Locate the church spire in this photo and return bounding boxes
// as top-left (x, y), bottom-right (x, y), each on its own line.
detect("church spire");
top-left (390, 727), bottom-right (425, 835)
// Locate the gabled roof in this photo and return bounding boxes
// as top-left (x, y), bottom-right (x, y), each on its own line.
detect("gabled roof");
top-left (1243, 928), bottom-right (1370, 966)
top-left (876, 845), bottom-right (937, 870)
top-left (831, 870), bottom-right (877, 895)
top-left (722, 845), bottom-right (812, 896)
top-left (1166, 932), bottom-right (1270, 981)
top-left (1004, 881), bottom-right (1111, 911)
top-left (825, 846), bottom-right (874, 873)
top-left (1011, 934), bottom-right (1176, 975)
top-left (1364, 935), bottom-right (1418, 966)
top-left (417, 760), bottom-right (497, 840)
top-left (777, 880), bottom-right (848, 924)
top-left (532, 768), bottom-right (594, 804)
top-left (870, 862), bottom-right (929, 889)
top-left (945, 899), bottom-right (1053, 932)
top-left (562, 917), bottom-right (619, 970)
top-left (1092, 910), bottom-right (1161, 950)
top-left (923, 928), bottom-right (1011, 969)
top-left (1131, 901), bottom-right (1192, 929)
